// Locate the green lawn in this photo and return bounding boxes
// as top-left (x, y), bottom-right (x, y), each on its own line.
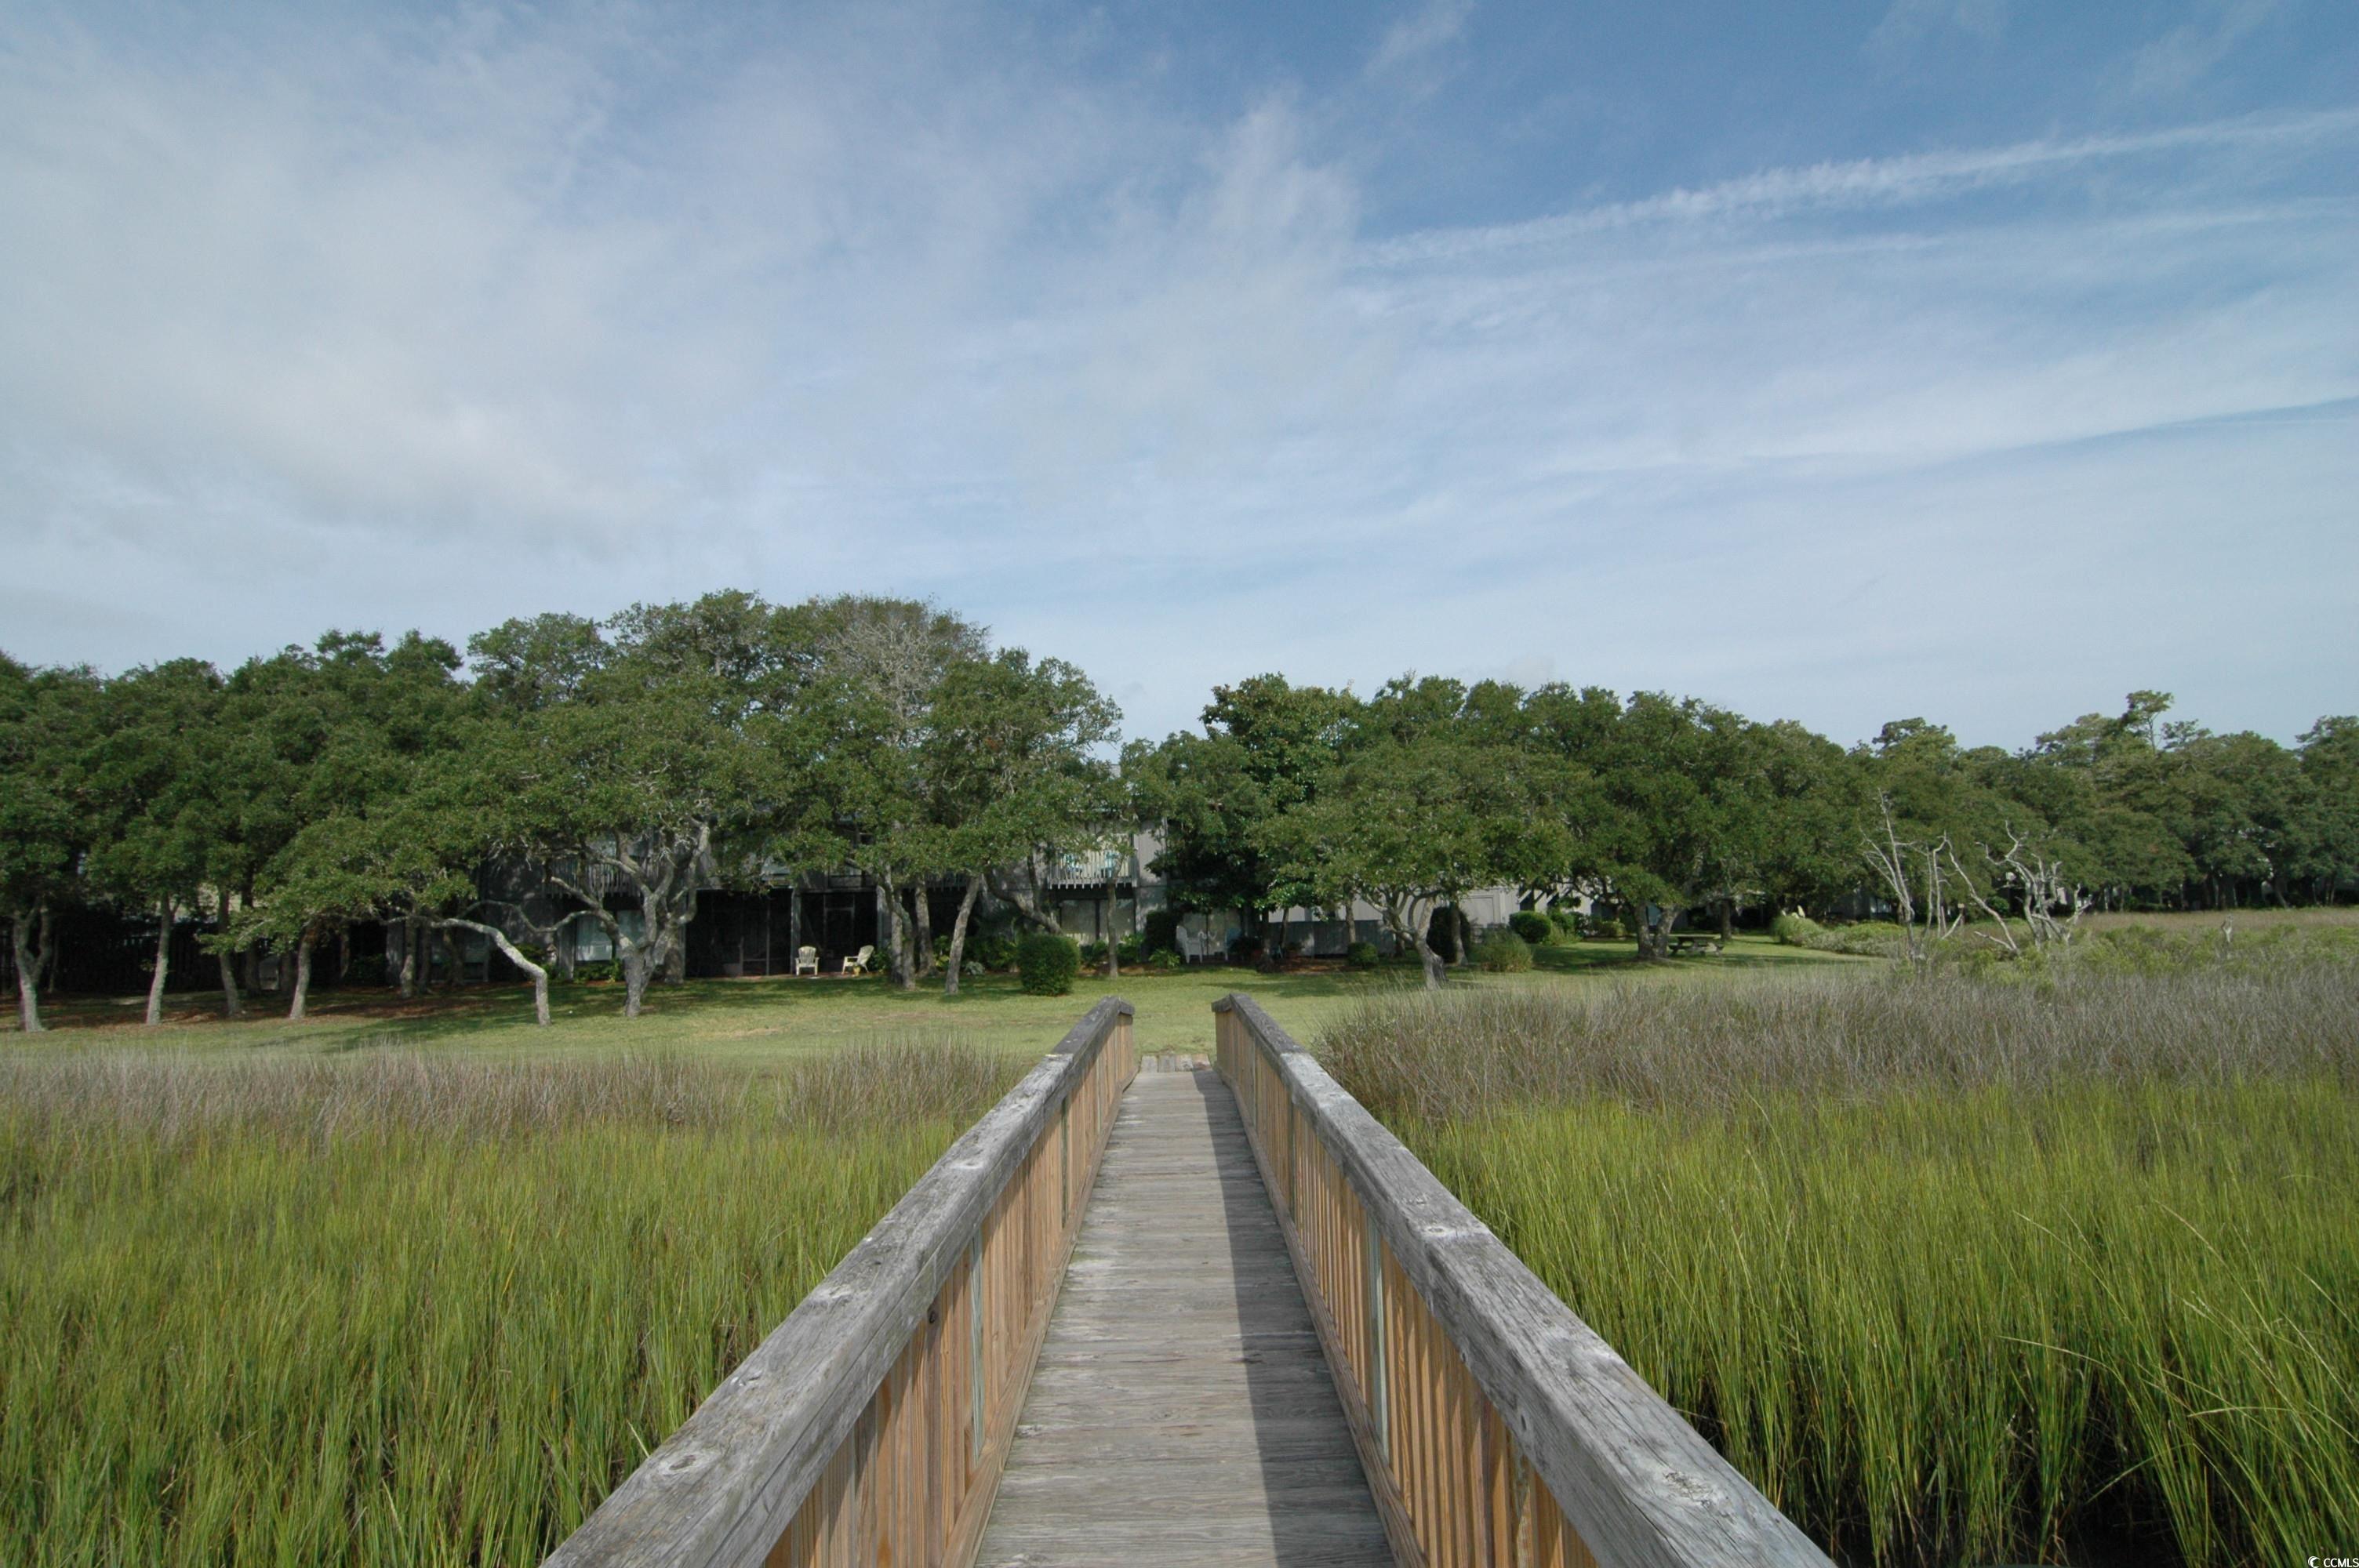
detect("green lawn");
top-left (13, 934), bottom-right (1866, 1064)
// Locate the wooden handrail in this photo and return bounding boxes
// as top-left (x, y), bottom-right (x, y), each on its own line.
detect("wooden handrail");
top-left (546, 998), bottom-right (1138, 1568)
top-left (1213, 993), bottom-right (1829, 1568)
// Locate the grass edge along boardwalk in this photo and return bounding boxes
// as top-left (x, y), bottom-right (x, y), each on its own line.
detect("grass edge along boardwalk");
top-left (1215, 993), bottom-right (1826, 1568)
top-left (1321, 968), bottom-right (2359, 1566)
top-left (0, 1044), bottom-right (1014, 1566)
top-left (545, 1000), bottom-right (1138, 1567)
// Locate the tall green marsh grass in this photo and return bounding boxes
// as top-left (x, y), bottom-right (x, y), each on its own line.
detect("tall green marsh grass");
top-left (0, 1044), bottom-right (1014, 1565)
top-left (1323, 968), bottom-right (2359, 1566)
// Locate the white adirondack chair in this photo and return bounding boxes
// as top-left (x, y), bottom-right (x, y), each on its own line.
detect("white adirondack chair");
top-left (793, 946), bottom-right (820, 976)
top-left (842, 944), bottom-right (876, 975)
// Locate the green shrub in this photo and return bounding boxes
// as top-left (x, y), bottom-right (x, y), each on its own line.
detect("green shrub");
top-left (1017, 933), bottom-right (1081, 996)
top-left (1115, 933), bottom-right (1145, 964)
top-left (1140, 909), bottom-right (1182, 957)
top-left (573, 960), bottom-right (618, 983)
top-left (1508, 911), bottom-right (1554, 946)
top-left (1474, 931), bottom-right (1533, 972)
top-left (1548, 906), bottom-right (1581, 937)
top-left (1077, 940), bottom-right (1107, 967)
top-left (1346, 940), bottom-right (1382, 970)
top-left (1765, 912), bottom-right (1905, 957)
top-left (1145, 949), bottom-right (1182, 971)
top-left (966, 932), bottom-right (1016, 971)
top-left (2061, 921), bottom-right (2358, 979)
top-left (1817, 922), bottom-right (1910, 958)
top-left (1585, 916), bottom-right (1624, 941)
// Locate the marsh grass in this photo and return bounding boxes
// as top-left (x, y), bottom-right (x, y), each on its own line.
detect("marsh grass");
top-left (1321, 970), bottom-right (2359, 1566)
top-left (0, 1043), bottom-right (1016, 1565)
top-left (1777, 909), bottom-right (2359, 973)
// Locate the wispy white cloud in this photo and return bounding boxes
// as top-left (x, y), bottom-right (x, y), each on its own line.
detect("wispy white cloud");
top-left (1868, 0), bottom-right (2011, 63)
top-left (0, 9), bottom-right (758, 544)
top-left (1364, 107), bottom-right (2359, 266)
top-left (1366, 0), bottom-right (1474, 82)
top-left (2129, 0), bottom-right (2284, 95)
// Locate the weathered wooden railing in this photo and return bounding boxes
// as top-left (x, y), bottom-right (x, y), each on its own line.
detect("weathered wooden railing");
top-left (1213, 993), bottom-right (1829, 1568)
top-left (547, 998), bottom-right (1136, 1568)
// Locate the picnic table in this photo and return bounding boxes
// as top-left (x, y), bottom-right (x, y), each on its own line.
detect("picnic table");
top-left (1666, 932), bottom-right (1725, 956)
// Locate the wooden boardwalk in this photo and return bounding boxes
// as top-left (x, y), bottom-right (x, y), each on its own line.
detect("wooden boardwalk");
top-left (974, 1068), bottom-right (1393, 1567)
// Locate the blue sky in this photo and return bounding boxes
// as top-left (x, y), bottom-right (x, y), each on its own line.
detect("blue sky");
top-left (2, 0), bottom-right (2353, 750)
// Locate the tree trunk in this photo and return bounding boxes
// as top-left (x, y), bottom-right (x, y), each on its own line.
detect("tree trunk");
top-left (1385, 901), bottom-right (1445, 991)
top-left (12, 913), bottom-right (44, 1033)
top-left (218, 943), bottom-right (245, 1014)
top-left (34, 906), bottom-right (55, 989)
top-left (216, 890), bottom-right (245, 1018)
top-left (520, 946), bottom-right (551, 1024)
top-left (1104, 876), bottom-right (1120, 978)
top-left (914, 884), bottom-right (936, 978)
top-left (1421, 906), bottom-right (1451, 965)
top-left (622, 945), bottom-right (651, 1018)
top-left (397, 920), bottom-right (417, 998)
top-left (1635, 906), bottom-right (1671, 963)
top-left (987, 859), bottom-right (1065, 935)
top-left (1412, 931), bottom-right (1445, 989)
top-left (881, 881), bottom-right (916, 991)
top-left (288, 929), bottom-right (316, 1020)
top-left (1454, 906), bottom-right (1473, 968)
top-left (1717, 898), bottom-right (1734, 940)
top-left (943, 877), bottom-right (983, 997)
top-left (441, 919), bottom-right (551, 1025)
top-left (216, 946), bottom-right (244, 1017)
top-left (663, 856), bottom-right (700, 985)
top-left (144, 898), bottom-right (174, 1026)
top-left (440, 927), bottom-right (464, 991)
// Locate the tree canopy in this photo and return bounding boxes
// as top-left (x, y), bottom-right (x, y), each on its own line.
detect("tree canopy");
top-left (1141, 678), bottom-right (2356, 983)
top-left (0, 593), bottom-right (1120, 1025)
top-left (4, 597), bottom-right (2351, 1025)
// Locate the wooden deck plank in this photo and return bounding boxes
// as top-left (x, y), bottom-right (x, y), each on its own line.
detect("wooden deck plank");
top-left (973, 1070), bottom-right (1393, 1568)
